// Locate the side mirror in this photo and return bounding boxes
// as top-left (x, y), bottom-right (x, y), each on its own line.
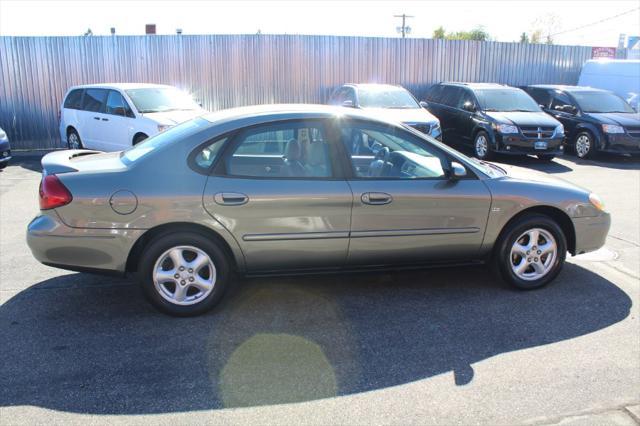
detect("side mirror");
top-left (462, 101), bottom-right (476, 112)
top-left (450, 161), bottom-right (467, 179)
top-left (342, 100), bottom-right (355, 108)
top-left (419, 101), bottom-right (429, 108)
top-left (538, 104), bottom-right (546, 109)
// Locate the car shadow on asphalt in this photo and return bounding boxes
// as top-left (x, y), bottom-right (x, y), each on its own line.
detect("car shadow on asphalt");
top-left (0, 263), bottom-right (631, 414)
top-left (500, 153), bottom-right (640, 174)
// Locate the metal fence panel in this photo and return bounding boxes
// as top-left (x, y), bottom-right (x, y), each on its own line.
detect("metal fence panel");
top-left (0, 35), bottom-right (592, 149)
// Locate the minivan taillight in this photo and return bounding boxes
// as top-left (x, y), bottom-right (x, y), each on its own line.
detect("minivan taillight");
top-left (39, 175), bottom-right (72, 210)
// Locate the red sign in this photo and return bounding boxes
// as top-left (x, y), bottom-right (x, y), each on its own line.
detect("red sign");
top-left (591, 47), bottom-right (616, 58)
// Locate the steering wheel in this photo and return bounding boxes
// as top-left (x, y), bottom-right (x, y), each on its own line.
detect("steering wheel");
top-left (368, 147), bottom-right (390, 177)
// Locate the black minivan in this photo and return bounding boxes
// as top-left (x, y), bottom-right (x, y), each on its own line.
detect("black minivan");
top-left (423, 83), bottom-right (564, 161)
top-left (522, 85), bottom-right (640, 158)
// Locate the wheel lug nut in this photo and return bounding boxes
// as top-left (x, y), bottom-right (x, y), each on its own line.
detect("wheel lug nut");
top-left (188, 268), bottom-right (193, 273)
top-left (534, 258), bottom-right (539, 262)
top-left (174, 273), bottom-right (179, 279)
top-left (179, 266), bottom-right (185, 271)
top-left (180, 280), bottom-right (185, 285)
top-left (526, 251), bottom-right (530, 255)
top-left (537, 250), bottom-right (541, 254)
top-left (189, 277), bottom-right (194, 282)
top-left (527, 257), bottom-right (531, 262)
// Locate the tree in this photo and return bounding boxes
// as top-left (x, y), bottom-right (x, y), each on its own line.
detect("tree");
top-left (433, 26), bottom-right (446, 39)
top-left (519, 32), bottom-right (529, 43)
top-left (83, 28), bottom-right (93, 36)
top-left (530, 29), bottom-right (543, 44)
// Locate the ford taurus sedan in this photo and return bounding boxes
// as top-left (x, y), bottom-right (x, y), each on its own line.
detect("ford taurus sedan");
top-left (27, 105), bottom-right (610, 316)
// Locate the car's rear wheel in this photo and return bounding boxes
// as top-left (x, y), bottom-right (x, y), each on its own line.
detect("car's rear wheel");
top-left (537, 154), bottom-right (555, 162)
top-left (138, 232), bottom-right (231, 316)
top-left (493, 214), bottom-right (566, 290)
top-left (574, 132), bottom-right (595, 159)
top-left (474, 131), bottom-right (493, 160)
top-left (67, 129), bottom-right (83, 150)
top-left (133, 134), bottom-right (148, 145)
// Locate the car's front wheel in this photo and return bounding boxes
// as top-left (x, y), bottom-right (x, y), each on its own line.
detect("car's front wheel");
top-left (138, 232), bottom-right (231, 316)
top-left (574, 131), bottom-right (595, 159)
top-left (474, 131), bottom-right (493, 160)
top-left (537, 154), bottom-right (555, 162)
top-left (493, 214), bottom-right (567, 290)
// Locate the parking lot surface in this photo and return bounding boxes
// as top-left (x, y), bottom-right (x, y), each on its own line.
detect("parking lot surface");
top-left (1, 153), bottom-right (639, 425)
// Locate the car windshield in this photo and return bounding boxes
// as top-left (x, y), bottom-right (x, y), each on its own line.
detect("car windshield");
top-left (357, 87), bottom-right (420, 109)
top-left (571, 91), bottom-right (635, 113)
top-left (125, 87), bottom-right (200, 113)
top-left (475, 89), bottom-right (541, 112)
top-left (120, 119), bottom-right (206, 164)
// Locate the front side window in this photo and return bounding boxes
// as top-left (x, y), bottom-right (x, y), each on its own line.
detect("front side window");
top-left (225, 121), bottom-right (332, 178)
top-left (64, 89), bottom-right (84, 109)
top-left (571, 91), bottom-right (635, 113)
top-left (125, 87), bottom-right (200, 113)
top-left (357, 87), bottom-right (419, 109)
top-left (105, 90), bottom-right (133, 117)
top-left (527, 88), bottom-right (552, 107)
top-left (475, 88), bottom-right (541, 112)
top-left (440, 86), bottom-right (463, 108)
top-left (82, 88), bottom-right (108, 112)
top-left (340, 122), bottom-right (448, 179)
top-left (550, 91), bottom-right (575, 111)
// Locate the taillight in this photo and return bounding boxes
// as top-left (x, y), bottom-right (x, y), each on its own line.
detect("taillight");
top-left (39, 175), bottom-right (73, 210)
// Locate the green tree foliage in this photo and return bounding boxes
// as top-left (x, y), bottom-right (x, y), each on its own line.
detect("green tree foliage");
top-left (432, 26), bottom-right (491, 41)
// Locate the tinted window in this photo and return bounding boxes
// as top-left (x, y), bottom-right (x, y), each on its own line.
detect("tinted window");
top-left (64, 89), bottom-right (84, 109)
top-left (571, 91), bottom-right (635, 113)
top-left (340, 122), bottom-right (447, 179)
top-left (193, 137), bottom-right (228, 170)
top-left (357, 87), bottom-right (419, 109)
top-left (550, 91), bottom-right (575, 111)
top-left (425, 85), bottom-right (444, 103)
top-left (475, 88), bottom-right (540, 112)
top-left (330, 87), bottom-right (355, 105)
top-left (82, 89), bottom-right (108, 113)
top-left (440, 86), bottom-right (463, 107)
top-left (526, 88), bottom-right (552, 107)
top-left (125, 87), bottom-right (200, 113)
top-left (225, 122), bottom-right (332, 178)
top-left (105, 90), bottom-right (132, 116)
top-left (456, 88), bottom-right (475, 109)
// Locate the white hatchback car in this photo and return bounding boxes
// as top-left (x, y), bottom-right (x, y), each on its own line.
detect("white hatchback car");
top-left (59, 83), bottom-right (207, 151)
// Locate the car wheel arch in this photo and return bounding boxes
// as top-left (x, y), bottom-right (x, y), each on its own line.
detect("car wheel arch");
top-left (66, 126), bottom-right (79, 137)
top-left (125, 222), bottom-right (239, 274)
top-left (473, 125), bottom-right (495, 145)
top-left (492, 206), bottom-right (576, 257)
top-left (574, 125), bottom-right (601, 149)
top-left (132, 132), bottom-right (149, 145)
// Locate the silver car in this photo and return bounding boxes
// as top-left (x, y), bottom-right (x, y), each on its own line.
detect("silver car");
top-left (27, 105), bottom-right (610, 316)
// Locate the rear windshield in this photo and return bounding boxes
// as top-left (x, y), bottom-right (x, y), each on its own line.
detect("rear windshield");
top-left (475, 89), bottom-right (541, 112)
top-left (125, 87), bottom-right (200, 113)
top-left (571, 91), bottom-right (635, 113)
top-left (357, 87), bottom-right (420, 109)
top-left (121, 119), bottom-right (206, 164)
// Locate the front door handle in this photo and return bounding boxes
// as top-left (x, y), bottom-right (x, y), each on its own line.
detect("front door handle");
top-left (101, 117), bottom-right (109, 121)
top-left (93, 116), bottom-right (100, 120)
top-left (214, 192), bottom-right (249, 206)
top-left (361, 192), bottom-right (392, 205)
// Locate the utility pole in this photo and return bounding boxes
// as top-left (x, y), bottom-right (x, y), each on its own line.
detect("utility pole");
top-left (394, 14), bottom-right (414, 38)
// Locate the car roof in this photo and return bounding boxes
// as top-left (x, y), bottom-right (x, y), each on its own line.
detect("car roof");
top-left (68, 83), bottom-right (176, 91)
top-left (526, 84), bottom-right (612, 93)
top-left (439, 82), bottom-right (514, 90)
top-left (341, 83), bottom-right (407, 91)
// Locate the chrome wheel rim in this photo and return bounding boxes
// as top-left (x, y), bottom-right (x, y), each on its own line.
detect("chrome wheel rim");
top-left (68, 133), bottom-right (80, 149)
top-left (575, 135), bottom-right (590, 158)
top-left (509, 228), bottom-right (557, 281)
top-left (475, 135), bottom-right (488, 158)
top-left (153, 245), bottom-right (216, 306)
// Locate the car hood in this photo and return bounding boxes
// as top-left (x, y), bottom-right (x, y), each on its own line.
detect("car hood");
top-left (485, 111), bottom-right (560, 127)
top-left (141, 109), bottom-right (208, 125)
top-left (584, 112), bottom-right (640, 126)
top-left (496, 163), bottom-right (588, 192)
top-left (364, 107), bottom-right (439, 125)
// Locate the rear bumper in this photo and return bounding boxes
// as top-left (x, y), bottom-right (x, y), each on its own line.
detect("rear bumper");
top-left (494, 134), bottom-right (564, 156)
top-left (572, 213), bottom-right (611, 255)
top-left (602, 134), bottom-right (640, 155)
top-left (27, 213), bottom-right (144, 273)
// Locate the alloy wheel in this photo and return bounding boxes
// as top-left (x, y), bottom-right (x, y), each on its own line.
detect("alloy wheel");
top-left (68, 132), bottom-right (81, 150)
top-left (575, 134), bottom-right (591, 158)
top-left (509, 228), bottom-right (557, 281)
top-left (475, 135), bottom-right (488, 158)
top-left (153, 245), bottom-right (216, 305)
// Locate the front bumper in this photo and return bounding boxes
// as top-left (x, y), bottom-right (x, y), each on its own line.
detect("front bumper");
top-left (0, 139), bottom-right (10, 163)
top-left (602, 134), bottom-right (640, 155)
top-left (572, 213), bottom-right (611, 255)
top-left (494, 134), bottom-right (564, 156)
top-left (27, 212), bottom-right (145, 274)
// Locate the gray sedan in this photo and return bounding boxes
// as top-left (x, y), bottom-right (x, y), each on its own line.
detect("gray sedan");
top-left (27, 105), bottom-right (610, 316)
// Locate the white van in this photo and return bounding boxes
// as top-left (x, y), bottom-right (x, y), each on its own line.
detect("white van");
top-left (59, 83), bottom-right (208, 151)
top-left (578, 59), bottom-right (640, 111)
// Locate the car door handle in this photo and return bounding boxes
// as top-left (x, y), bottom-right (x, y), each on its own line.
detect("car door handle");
top-left (214, 192), bottom-right (249, 206)
top-left (101, 118), bottom-right (109, 121)
top-left (361, 192), bottom-right (392, 205)
top-left (93, 116), bottom-right (100, 120)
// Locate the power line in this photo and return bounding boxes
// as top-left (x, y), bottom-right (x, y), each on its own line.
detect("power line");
top-left (548, 7), bottom-right (639, 38)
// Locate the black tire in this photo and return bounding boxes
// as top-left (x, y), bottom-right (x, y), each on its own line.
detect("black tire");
top-left (574, 131), bottom-right (596, 159)
top-left (0, 162), bottom-right (7, 170)
top-left (133, 134), bottom-right (148, 145)
top-left (67, 129), bottom-right (83, 150)
top-left (492, 214), bottom-right (567, 290)
top-left (537, 154), bottom-right (555, 162)
top-left (473, 130), bottom-right (494, 160)
top-left (138, 232), bottom-right (231, 316)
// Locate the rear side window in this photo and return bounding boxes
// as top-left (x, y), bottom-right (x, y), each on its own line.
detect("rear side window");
top-left (64, 89), bottom-right (84, 109)
top-left (224, 121), bottom-right (332, 178)
top-left (82, 89), bottom-right (108, 112)
top-left (193, 137), bottom-right (228, 170)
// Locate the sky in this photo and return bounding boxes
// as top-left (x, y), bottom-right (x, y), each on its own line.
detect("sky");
top-left (0, 0), bottom-right (639, 47)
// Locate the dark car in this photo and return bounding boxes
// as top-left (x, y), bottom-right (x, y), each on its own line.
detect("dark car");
top-left (0, 126), bottom-right (11, 169)
top-left (423, 83), bottom-right (564, 161)
top-left (522, 85), bottom-right (640, 158)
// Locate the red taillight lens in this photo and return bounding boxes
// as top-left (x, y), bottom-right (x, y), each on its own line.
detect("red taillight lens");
top-left (39, 175), bottom-right (72, 210)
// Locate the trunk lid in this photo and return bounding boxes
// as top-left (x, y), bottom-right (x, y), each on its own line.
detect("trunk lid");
top-left (42, 150), bottom-right (127, 175)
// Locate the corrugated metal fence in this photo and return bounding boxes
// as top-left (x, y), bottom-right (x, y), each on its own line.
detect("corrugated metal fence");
top-left (0, 35), bottom-right (592, 149)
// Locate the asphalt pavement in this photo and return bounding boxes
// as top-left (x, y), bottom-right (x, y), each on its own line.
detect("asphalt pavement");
top-left (1, 152), bottom-right (638, 425)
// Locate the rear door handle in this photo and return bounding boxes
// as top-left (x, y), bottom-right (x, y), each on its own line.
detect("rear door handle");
top-left (361, 192), bottom-right (392, 205)
top-left (101, 118), bottom-right (109, 121)
top-left (93, 116), bottom-right (100, 120)
top-left (214, 192), bottom-right (249, 206)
